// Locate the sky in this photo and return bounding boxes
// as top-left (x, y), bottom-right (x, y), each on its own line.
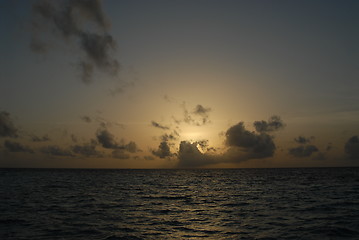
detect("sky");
top-left (1, 0), bottom-right (359, 168)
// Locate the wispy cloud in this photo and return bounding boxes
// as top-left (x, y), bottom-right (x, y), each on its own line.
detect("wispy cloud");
top-left (151, 121), bottom-right (170, 130)
top-left (31, 0), bottom-right (119, 83)
top-left (345, 136), bottom-right (359, 159)
top-left (4, 140), bottom-right (34, 153)
top-left (0, 111), bottom-right (18, 138)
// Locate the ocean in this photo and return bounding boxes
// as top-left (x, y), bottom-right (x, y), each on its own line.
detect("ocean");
top-left (1, 168), bottom-right (359, 239)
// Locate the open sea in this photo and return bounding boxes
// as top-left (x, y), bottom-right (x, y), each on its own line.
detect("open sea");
top-left (1, 168), bottom-right (359, 240)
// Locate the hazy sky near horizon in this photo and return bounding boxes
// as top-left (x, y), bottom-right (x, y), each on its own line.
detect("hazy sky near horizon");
top-left (1, 0), bottom-right (359, 168)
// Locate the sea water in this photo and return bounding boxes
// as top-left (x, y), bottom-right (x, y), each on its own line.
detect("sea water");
top-left (1, 168), bottom-right (359, 239)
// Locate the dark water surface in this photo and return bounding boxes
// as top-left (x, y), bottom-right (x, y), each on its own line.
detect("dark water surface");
top-left (1, 168), bottom-right (359, 239)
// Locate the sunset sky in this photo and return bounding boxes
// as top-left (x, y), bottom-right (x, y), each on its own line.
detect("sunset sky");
top-left (1, 0), bottom-right (359, 168)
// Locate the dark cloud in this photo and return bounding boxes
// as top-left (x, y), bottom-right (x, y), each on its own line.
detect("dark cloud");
top-left (96, 128), bottom-right (139, 159)
top-left (196, 140), bottom-right (209, 150)
top-left (4, 140), bottom-right (34, 153)
top-left (193, 105), bottom-right (211, 115)
top-left (79, 32), bottom-right (119, 75)
top-left (253, 115), bottom-right (285, 133)
top-left (288, 145), bottom-right (319, 158)
top-left (152, 141), bottom-right (172, 158)
top-left (41, 145), bottom-right (74, 157)
top-left (160, 132), bottom-right (179, 142)
top-left (71, 139), bottom-right (102, 157)
top-left (345, 136), bottom-right (359, 159)
top-left (31, 135), bottom-right (50, 142)
top-left (81, 115), bottom-right (92, 123)
top-left (124, 141), bottom-right (138, 153)
top-left (151, 121), bottom-right (169, 130)
top-left (95, 116), bottom-right (124, 129)
top-left (182, 103), bottom-right (212, 126)
top-left (225, 122), bottom-right (276, 158)
top-left (96, 129), bottom-right (118, 149)
top-left (294, 136), bottom-right (312, 144)
top-left (177, 117), bottom-right (285, 168)
top-left (111, 141), bottom-right (139, 159)
top-left (177, 141), bottom-right (215, 168)
top-left (31, 0), bottom-right (119, 83)
top-left (0, 111), bottom-right (18, 138)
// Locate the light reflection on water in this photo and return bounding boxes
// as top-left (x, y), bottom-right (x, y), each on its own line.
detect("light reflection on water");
top-left (1, 168), bottom-right (359, 239)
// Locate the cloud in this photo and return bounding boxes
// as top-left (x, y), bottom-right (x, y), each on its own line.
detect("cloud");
top-left (96, 128), bottom-right (139, 160)
top-left (345, 136), bottom-right (359, 159)
top-left (0, 111), bottom-right (18, 138)
top-left (225, 122), bottom-right (276, 158)
top-left (71, 139), bottom-right (102, 157)
top-left (31, 0), bottom-right (119, 83)
top-left (111, 141), bottom-right (139, 159)
top-left (96, 129), bottom-right (118, 149)
top-left (253, 115), bottom-right (285, 133)
top-left (294, 136), bottom-right (312, 144)
top-left (41, 145), bottom-right (74, 157)
top-left (160, 132), bottom-right (179, 142)
top-left (193, 104), bottom-right (211, 116)
top-left (176, 117), bottom-right (285, 168)
top-left (81, 115), bottom-right (92, 123)
top-left (124, 141), bottom-right (138, 153)
top-left (151, 121), bottom-right (169, 130)
top-left (288, 145), bottom-right (319, 158)
top-left (182, 103), bottom-right (212, 126)
top-left (196, 140), bottom-right (209, 150)
top-left (95, 116), bottom-right (124, 129)
top-left (4, 140), bottom-right (34, 153)
top-left (177, 141), bottom-right (216, 168)
top-left (152, 141), bottom-right (173, 158)
top-left (31, 135), bottom-right (50, 142)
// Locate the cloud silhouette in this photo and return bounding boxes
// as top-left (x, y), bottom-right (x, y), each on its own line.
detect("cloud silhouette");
top-left (31, 135), bottom-right (50, 142)
top-left (0, 111), bottom-right (18, 138)
top-left (96, 128), bottom-right (139, 160)
top-left (253, 115), bottom-right (285, 133)
top-left (152, 141), bottom-right (173, 158)
top-left (294, 136), bottom-right (312, 144)
top-left (182, 103), bottom-right (212, 126)
top-left (71, 139), bottom-right (102, 157)
top-left (96, 129), bottom-right (119, 149)
top-left (225, 122), bottom-right (276, 158)
top-left (177, 141), bottom-right (216, 168)
top-left (288, 145), bottom-right (319, 158)
top-left (345, 136), bottom-right (359, 159)
top-left (41, 145), bottom-right (74, 157)
top-left (81, 115), bottom-right (92, 123)
top-left (31, 0), bottom-right (119, 83)
top-left (124, 141), bottom-right (138, 153)
top-left (4, 140), bottom-right (34, 153)
top-left (160, 131), bottom-right (179, 142)
top-left (151, 121), bottom-right (169, 130)
top-left (176, 116), bottom-right (285, 168)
